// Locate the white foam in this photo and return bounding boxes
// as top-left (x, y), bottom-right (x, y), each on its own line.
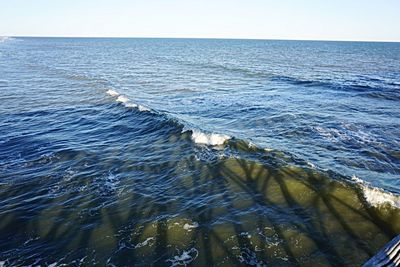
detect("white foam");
top-left (351, 175), bottom-right (364, 184)
top-left (138, 105), bottom-right (151, 112)
top-left (124, 103), bottom-right (138, 108)
top-left (106, 90), bottom-right (151, 112)
top-left (306, 161), bottom-right (316, 169)
top-left (166, 248), bottom-right (199, 266)
top-left (352, 175), bottom-right (400, 208)
top-left (124, 102), bottom-right (151, 112)
top-left (363, 187), bottom-right (400, 208)
top-left (106, 89), bottom-right (119, 97)
top-left (314, 125), bottom-right (380, 145)
top-left (191, 130), bottom-right (231, 146)
top-left (116, 95), bottom-right (129, 103)
top-left (248, 141), bottom-right (257, 148)
top-left (134, 237), bottom-right (155, 249)
top-left (183, 222), bottom-right (199, 231)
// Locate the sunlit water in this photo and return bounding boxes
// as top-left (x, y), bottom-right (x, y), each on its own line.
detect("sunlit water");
top-left (0, 37), bottom-right (399, 266)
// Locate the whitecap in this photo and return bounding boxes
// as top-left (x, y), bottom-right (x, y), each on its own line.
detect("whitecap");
top-left (106, 89), bottom-right (119, 97)
top-left (248, 142), bottom-right (258, 149)
top-left (107, 90), bottom-right (151, 112)
top-left (124, 103), bottom-right (138, 108)
top-left (190, 130), bottom-right (231, 146)
top-left (351, 175), bottom-right (400, 208)
top-left (183, 222), bottom-right (199, 231)
top-left (116, 95), bottom-right (129, 103)
top-left (107, 90), bottom-right (150, 115)
top-left (362, 187), bottom-right (400, 208)
top-left (306, 161), bottom-right (316, 169)
top-left (138, 105), bottom-right (151, 112)
top-left (351, 175), bottom-right (364, 184)
top-left (123, 102), bottom-right (151, 112)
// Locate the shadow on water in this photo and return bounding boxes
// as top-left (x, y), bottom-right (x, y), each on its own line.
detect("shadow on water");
top-left (0, 105), bottom-right (399, 267)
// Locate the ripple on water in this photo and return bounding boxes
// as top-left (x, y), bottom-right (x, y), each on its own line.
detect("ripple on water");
top-left (1, 38), bottom-right (400, 266)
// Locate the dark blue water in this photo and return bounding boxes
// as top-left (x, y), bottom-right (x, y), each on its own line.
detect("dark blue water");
top-left (0, 37), bottom-right (399, 266)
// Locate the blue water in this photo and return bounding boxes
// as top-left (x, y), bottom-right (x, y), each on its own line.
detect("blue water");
top-left (0, 37), bottom-right (399, 266)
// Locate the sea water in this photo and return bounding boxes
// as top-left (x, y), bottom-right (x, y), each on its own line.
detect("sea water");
top-left (0, 37), bottom-right (399, 266)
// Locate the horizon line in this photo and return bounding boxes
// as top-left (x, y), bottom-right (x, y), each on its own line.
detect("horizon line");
top-left (4, 35), bottom-right (400, 43)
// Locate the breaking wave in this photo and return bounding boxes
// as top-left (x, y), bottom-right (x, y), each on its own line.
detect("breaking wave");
top-left (106, 89), bottom-right (151, 112)
top-left (104, 88), bottom-right (400, 209)
top-left (352, 175), bottom-right (400, 208)
top-left (106, 88), bottom-right (230, 146)
top-left (189, 129), bottom-right (231, 146)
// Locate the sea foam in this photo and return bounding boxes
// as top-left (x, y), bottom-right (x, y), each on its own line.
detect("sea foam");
top-left (134, 237), bottom-right (155, 249)
top-left (116, 95), bottom-right (130, 103)
top-left (106, 89), bottom-right (119, 97)
top-left (352, 175), bottom-right (400, 208)
top-left (138, 105), bottom-right (151, 112)
top-left (124, 103), bottom-right (138, 108)
top-left (190, 129), bottom-right (231, 146)
top-left (166, 248), bottom-right (199, 266)
top-left (106, 89), bottom-right (151, 112)
top-left (183, 221), bottom-right (199, 231)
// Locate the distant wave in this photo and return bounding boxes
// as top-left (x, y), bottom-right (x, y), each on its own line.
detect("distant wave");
top-left (176, 59), bottom-right (265, 78)
top-left (270, 75), bottom-right (399, 94)
top-left (0, 36), bottom-right (15, 43)
top-left (175, 59), bottom-right (399, 95)
top-left (361, 91), bottom-right (400, 101)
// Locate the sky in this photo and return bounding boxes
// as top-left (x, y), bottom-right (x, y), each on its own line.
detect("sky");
top-left (1, 0), bottom-right (399, 41)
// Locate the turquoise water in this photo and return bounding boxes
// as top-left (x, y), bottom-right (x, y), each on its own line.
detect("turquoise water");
top-left (0, 37), bottom-right (399, 266)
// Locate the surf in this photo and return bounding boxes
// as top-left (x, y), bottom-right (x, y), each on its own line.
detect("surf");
top-left (104, 88), bottom-right (400, 210)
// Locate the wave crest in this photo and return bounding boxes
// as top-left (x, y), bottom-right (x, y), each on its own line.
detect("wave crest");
top-left (106, 89), bottom-right (151, 112)
top-left (190, 129), bottom-right (231, 146)
top-left (116, 95), bottom-right (129, 103)
top-left (106, 89), bottom-right (229, 146)
top-left (138, 105), bottom-right (151, 112)
top-left (106, 89), bottom-right (119, 97)
top-left (352, 175), bottom-right (400, 208)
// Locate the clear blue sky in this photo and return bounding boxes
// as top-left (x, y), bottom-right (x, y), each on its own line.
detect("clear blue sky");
top-left (1, 0), bottom-right (399, 41)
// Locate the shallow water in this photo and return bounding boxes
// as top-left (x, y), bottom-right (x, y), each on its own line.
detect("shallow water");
top-left (0, 37), bottom-right (399, 266)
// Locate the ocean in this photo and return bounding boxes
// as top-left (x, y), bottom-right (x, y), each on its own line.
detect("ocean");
top-left (0, 37), bottom-right (399, 266)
